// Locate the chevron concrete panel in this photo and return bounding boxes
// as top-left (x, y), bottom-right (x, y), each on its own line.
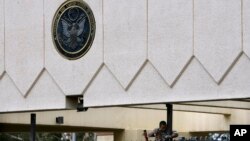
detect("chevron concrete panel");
top-left (129, 59), bottom-right (218, 104)
top-left (148, 0), bottom-right (193, 86)
top-left (85, 55), bottom-right (250, 107)
top-left (220, 54), bottom-right (250, 99)
top-left (0, 0), bottom-right (4, 77)
top-left (194, 0), bottom-right (242, 83)
top-left (5, 0), bottom-right (44, 95)
top-left (45, 0), bottom-right (103, 95)
top-left (0, 74), bottom-right (26, 112)
top-left (243, 0), bottom-right (250, 58)
top-left (26, 70), bottom-right (66, 110)
top-left (84, 65), bottom-right (128, 107)
top-left (0, 71), bottom-right (67, 112)
top-left (84, 59), bottom-right (218, 107)
top-left (104, 0), bottom-right (147, 89)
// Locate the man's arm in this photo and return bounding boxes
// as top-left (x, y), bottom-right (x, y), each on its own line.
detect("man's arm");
top-left (147, 128), bottom-right (158, 137)
top-left (171, 131), bottom-right (178, 138)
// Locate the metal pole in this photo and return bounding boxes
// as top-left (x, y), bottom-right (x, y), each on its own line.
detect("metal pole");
top-left (72, 133), bottom-right (76, 141)
top-left (30, 113), bottom-right (36, 141)
top-left (166, 104), bottom-right (173, 141)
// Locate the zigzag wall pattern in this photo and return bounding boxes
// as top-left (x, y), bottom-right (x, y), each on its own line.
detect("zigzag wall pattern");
top-left (0, 0), bottom-right (250, 111)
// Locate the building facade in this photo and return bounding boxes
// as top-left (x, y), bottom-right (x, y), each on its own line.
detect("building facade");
top-left (0, 0), bottom-right (250, 140)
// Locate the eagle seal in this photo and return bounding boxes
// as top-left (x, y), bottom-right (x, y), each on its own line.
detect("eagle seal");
top-left (52, 0), bottom-right (95, 60)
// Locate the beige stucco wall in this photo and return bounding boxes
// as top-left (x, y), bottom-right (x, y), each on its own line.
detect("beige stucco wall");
top-left (0, 107), bottom-right (249, 132)
top-left (97, 135), bottom-right (114, 141)
top-left (0, 105), bottom-right (250, 140)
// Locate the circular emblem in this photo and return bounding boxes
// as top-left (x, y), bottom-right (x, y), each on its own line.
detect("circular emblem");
top-left (52, 0), bottom-right (95, 60)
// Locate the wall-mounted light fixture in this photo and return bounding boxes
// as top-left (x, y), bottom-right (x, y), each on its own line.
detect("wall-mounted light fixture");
top-left (56, 116), bottom-right (64, 124)
top-left (77, 97), bottom-right (88, 112)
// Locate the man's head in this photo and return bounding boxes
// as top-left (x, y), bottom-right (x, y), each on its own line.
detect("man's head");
top-left (159, 121), bottom-right (167, 131)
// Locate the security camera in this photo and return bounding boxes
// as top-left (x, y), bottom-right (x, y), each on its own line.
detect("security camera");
top-left (77, 104), bottom-right (88, 112)
top-left (56, 116), bottom-right (64, 124)
top-left (77, 97), bottom-right (88, 112)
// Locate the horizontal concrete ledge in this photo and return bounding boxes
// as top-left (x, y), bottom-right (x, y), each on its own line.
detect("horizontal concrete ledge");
top-left (125, 104), bottom-right (231, 115)
top-left (180, 100), bottom-right (250, 110)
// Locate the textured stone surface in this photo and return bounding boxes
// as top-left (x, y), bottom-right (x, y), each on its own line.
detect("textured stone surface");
top-left (0, 0), bottom-right (250, 111)
top-left (0, 0), bottom-right (4, 77)
top-left (0, 74), bottom-right (26, 112)
top-left (104, 0), bottom-right (147, 88)
top-left (85, 59), bottom-right (217, 106)
top-left (5, 0), bottom-right (44, 95)
top-left (45, 0), bottom-right (103, 95)
top-left (220, 54), bottom-right (250, 99)
top-left (0, 71), bottom-right (67, 112)
top-left (26, 70), bottom-right (66, 110)
top-left (148, 0), bottom-right (193, 86)
top-left (243, 0), bottom-right (250, 58)
top-left (194, 0), bottom-right (242, 83)
top-left (85, 55), bottom-right (250, 107)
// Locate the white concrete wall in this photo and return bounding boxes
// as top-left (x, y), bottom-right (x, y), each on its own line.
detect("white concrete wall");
top-left (0, 0), bottom-right (250, 112)
top-left (97, 135), bottom-right (113, 141)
